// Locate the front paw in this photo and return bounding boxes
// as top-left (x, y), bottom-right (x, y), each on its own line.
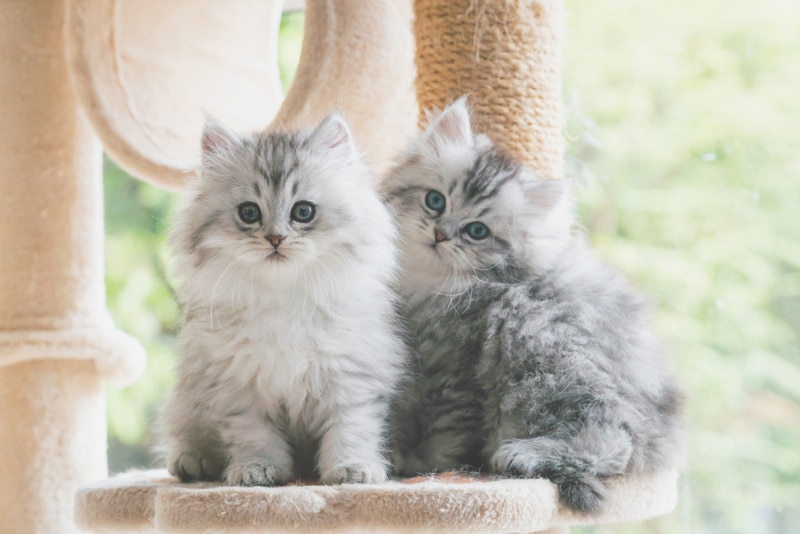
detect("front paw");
top-left (489, 441), bottom-right (541, 477)
top-left (169, 450), bottom-right (224, 482)
top-left (490, 441), bottom-right (607, 514)
top-left (225, 459), bottom-right (291, 487)
top-left (321, 462), bottom-right (388, 484)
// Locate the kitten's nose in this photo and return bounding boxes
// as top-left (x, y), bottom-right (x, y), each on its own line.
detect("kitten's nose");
top-left (266, 235), bottom-right (285, 248)
top-left (434, 229), bottom-right (450, 243)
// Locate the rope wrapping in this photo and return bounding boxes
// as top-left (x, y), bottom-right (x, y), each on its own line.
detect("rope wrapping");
top-left (415, 0), bottom-right (564, 179)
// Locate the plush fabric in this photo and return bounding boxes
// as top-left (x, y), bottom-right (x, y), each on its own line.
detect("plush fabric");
top-left (0, 1), bottom-right (145, 532)
top-left (66, 0), bottom-right (417, 189)
top-left (1, 361), bottom-right (108, 534)
top-left (74, 470), bottom-right (679, 533)
top-left (270, 0), bottom-right (418, 177)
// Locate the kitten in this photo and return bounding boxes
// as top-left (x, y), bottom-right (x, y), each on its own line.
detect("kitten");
top-left (159, 113), bottom-right (405, 486)
top-left (384, 99), bottom-right (683, 513)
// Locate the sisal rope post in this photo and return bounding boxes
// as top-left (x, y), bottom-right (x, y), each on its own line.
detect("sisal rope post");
top-left (414, 0), bottom-right (564, 179)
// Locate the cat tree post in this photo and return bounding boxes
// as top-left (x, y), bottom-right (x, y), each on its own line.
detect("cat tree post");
top-left (0, 1), bottom-right (145, 533)
top-left (415, 0), bottom-right (564, 180)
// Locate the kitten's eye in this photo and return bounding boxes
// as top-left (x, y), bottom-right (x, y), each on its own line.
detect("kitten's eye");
top-left (425, 190), bottom-right (446, 213)
top-left (290, 201), bottom-right (316, 223)
top-left (237, 202), bottom-right (261, 224)
top-left (464, 221), bottom-right (490, 240)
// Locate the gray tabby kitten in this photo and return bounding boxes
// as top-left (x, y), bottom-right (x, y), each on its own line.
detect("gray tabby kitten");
top-left (385, 99), bottom-right (683, 513)
top-left (159, 113), bottom-right (405, 486)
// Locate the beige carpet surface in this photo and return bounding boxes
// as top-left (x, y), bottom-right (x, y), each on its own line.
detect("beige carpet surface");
top-left (75, 470), bottom-right (678, 533)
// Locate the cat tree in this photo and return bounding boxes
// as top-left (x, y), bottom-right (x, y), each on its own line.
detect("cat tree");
top-left (0, 0), bottom-right (679, 533)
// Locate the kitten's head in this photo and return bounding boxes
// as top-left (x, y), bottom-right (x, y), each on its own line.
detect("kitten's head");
top-left (171, 113), bottom-right (394, 294)
top-left (384, 98), bottom-right (572, 299)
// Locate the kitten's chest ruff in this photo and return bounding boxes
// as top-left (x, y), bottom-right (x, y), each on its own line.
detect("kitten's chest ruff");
top-left (197, 295), bottom-right (338, 418)
top-left (195, 274), bottom-right (393, 423)
top-left (239, 306), bottom-right (332, 395)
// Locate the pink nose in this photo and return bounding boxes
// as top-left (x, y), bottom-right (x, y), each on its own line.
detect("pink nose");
top-left (434, 229), bottom-right (450, 243)
top-left (266, 235), bottom-right (285, 248)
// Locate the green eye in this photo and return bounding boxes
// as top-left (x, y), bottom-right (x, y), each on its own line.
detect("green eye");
top-left (237, 202), bottom-right (261, 224)
top-left (425, 190), bottom-right (446, 213)
top-left (464, 221), bottom-right (490, 240)
top-left (290, 201), bottom-right (316, 223)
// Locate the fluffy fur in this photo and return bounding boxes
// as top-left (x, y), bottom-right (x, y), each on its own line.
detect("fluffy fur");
top-left (384, 99), bottom-right (683, 514)
top-left (158, 113), bottom-right (405, 486)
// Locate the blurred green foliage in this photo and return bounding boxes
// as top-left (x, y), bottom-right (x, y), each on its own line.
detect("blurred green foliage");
top-left (102, 4), bottom-right (798, 532)
top-left (563, 0), bottom-right (800, 532)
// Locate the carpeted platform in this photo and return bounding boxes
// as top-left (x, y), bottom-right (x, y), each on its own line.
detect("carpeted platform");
top-left (74, 469), bottom-right (678, 533)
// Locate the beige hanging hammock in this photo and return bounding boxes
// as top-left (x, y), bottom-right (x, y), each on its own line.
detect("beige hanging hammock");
top-left (0, 1), bottom-right (678, 533)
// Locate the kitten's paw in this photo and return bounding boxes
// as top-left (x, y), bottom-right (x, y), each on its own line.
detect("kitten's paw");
top-left (225, 459), bottom-right (290, 487)
top-left (169, 450), bottom-right (224, 482)
top-left (321, 462), bottom-right (388, 484)
top-left (489, 441), bottom-right (542, 477)
top-left (489, 441), bottom-right (607, 514)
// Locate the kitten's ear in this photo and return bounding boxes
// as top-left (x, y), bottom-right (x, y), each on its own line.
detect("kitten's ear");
top-left (421, 97), bottom-right (474, 153)
top-left (526, 176), bottom-right (569, 211)
top-left (307, 111), bottom-right (355, 162)
top-left (201, 116), bottom-right (240, 160)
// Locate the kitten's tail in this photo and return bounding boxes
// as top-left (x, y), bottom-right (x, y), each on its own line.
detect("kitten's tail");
top-left (490, 426), bottom-right (633, 514)
top-left (543, 456), bottom-right (610, 514)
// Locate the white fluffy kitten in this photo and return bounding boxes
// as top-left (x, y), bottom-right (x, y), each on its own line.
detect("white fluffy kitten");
top-left (159, 113), bottom-right (405, 486)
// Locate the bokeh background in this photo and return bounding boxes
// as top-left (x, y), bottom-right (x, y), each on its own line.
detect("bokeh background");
top-left (102, 2), bottom-right (800, 532)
